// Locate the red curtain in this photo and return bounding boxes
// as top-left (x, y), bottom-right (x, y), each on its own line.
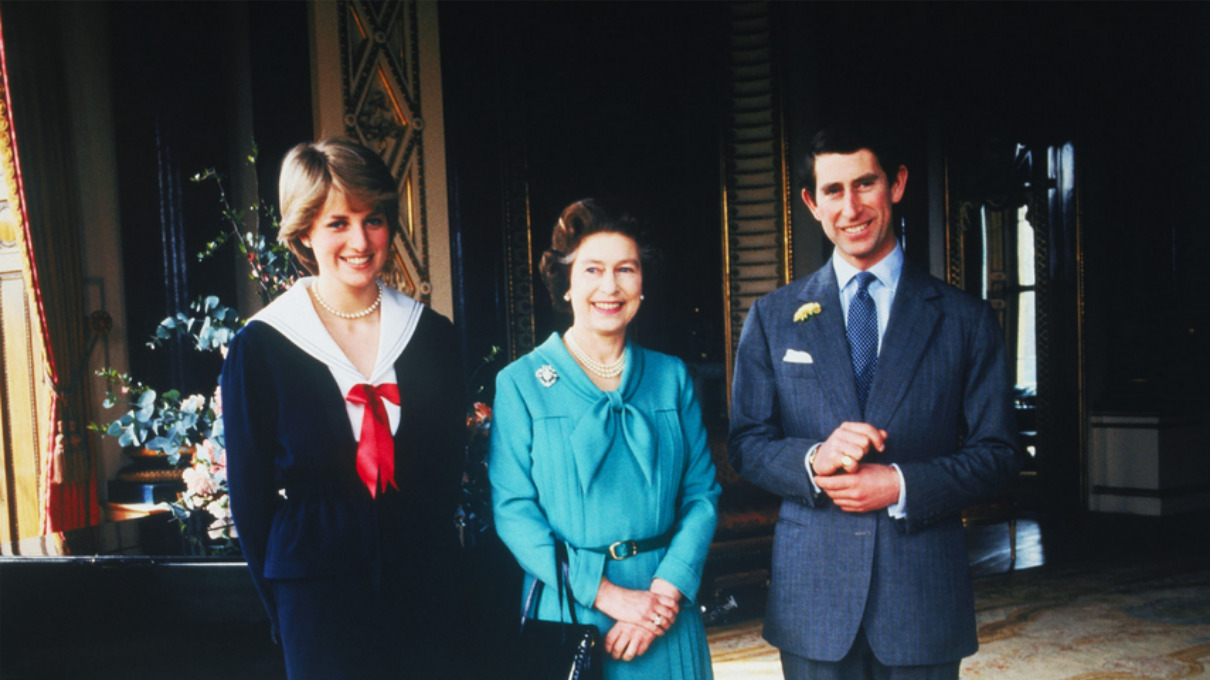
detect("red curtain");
top-left (0, 4), bottom-right (101, 533)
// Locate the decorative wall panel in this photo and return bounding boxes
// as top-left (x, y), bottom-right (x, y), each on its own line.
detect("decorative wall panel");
top-left (721, 2), bottom-right (793, 402)
top-left (336, 0), bottom-right (438, 304)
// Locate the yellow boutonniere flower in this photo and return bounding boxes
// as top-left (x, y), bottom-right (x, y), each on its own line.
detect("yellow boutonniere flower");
top-left (793, 302), bottom-right (823, 322)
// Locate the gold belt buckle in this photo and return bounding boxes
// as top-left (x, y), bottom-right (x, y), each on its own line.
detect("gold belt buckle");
top-left (608, 540), bottom-right (639, 560)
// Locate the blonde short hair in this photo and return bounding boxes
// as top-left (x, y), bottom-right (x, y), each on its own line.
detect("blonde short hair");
top-left (277, 138), bottom-right (400, 274)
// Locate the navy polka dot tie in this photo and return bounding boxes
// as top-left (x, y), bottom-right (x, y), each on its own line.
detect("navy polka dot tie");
top-left (848, 272), bottom-right (879, 414)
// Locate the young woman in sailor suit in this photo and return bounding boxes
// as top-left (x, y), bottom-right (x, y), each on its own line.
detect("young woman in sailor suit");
top-left (222, 139), bottom-right (464, 679)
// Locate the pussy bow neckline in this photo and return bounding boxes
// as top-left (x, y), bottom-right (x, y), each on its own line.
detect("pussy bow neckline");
top-left (535, 332), bottom-right (654, 493)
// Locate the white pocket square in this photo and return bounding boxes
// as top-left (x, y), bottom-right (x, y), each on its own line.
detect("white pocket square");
top-left (782, 349), bottom-right (814, 364)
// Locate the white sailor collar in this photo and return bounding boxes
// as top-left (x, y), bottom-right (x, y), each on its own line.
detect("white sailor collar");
top-left (248, 276), bottom-right (424, 384)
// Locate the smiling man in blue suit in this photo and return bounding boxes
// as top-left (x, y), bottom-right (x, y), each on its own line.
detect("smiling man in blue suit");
top-left (728, 121), bottom-right (1020, 679)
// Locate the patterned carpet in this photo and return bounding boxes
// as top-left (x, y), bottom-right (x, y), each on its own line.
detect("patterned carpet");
top-left (708, 555), bottom-right (1210, 679)
top-left (708, 619), bottom-right (783, 678)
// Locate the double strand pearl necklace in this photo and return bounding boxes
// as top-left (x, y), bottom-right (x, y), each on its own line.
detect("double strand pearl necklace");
top-left (309, 280), bottom-right (383, 319)
top-left (564, 331), bottom-right (625, 379)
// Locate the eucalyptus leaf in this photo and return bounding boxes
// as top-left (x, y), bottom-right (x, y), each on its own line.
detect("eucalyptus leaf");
top-left (137, 389), bottom-right (157, 408)
top-left (197, 322), bottom-right (214, 350)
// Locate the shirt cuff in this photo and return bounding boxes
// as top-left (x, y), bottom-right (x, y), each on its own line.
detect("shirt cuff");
top-left (886, 463), bottom-right (907, 518)
top-left (804, 443), bottom-right (823, 493)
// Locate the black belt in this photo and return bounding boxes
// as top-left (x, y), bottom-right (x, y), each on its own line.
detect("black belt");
top-left (581, 529), bottom-right (674, 561)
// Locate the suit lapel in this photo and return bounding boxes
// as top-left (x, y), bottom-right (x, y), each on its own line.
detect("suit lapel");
top-left (796, 264), bottom-right (862, 419)
top-left (865, 262), bottom-right (942, 426)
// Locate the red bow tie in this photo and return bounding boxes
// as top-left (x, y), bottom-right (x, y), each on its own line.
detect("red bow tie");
top-left (346, 383), bottom-right (400, 498)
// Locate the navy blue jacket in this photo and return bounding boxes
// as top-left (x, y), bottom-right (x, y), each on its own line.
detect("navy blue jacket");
top-left (221, 306), bottom-right (463, 635)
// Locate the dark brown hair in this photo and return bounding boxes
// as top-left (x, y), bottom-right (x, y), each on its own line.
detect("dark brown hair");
top-left (798, 119), bottom-right (904, 196)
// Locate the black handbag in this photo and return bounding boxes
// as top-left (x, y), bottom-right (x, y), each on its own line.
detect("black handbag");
top-left (516, 541), bottom-right (603, 680)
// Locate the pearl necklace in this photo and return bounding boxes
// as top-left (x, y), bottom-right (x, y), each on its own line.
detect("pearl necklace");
top-left (309, 280), bottom-right (383, 319)
top-left (564, 331), bottom-right (625, 379)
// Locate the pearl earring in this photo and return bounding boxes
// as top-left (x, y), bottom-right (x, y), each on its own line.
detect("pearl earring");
top-left (563, 292), bottom-right (571, 302)
top-left (641, 295), bottom-right (645, 301)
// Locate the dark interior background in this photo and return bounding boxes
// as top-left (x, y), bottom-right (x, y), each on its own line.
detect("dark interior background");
top-left (104, 1), bottom-right (1209, 502)
top-left (3, 3), bottom-right (1208, 678)
top-left (441, 1), bottom-right (731, 426)
top-left (111, 1), bottom-right (312, 400)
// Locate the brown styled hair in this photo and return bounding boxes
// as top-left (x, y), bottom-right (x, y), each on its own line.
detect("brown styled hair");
top-left (538, 198), bottom-right (657, 313)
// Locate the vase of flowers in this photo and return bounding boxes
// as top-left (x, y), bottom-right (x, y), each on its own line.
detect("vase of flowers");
top-left (92, 147), bottom-right (300, 552)
top-left (94, 370), bottom-right (218, 504)
top-left (171, 390), bottom-right (239, 556)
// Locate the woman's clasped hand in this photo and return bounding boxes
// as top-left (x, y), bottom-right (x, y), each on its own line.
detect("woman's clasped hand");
top-left (595, 577), bottom-right (682, 659)
top-left (597, 573), bottom-right (687, 658)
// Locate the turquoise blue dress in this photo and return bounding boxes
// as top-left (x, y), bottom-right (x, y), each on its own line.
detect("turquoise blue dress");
top-left (490, 333), bottom-right (721, 679)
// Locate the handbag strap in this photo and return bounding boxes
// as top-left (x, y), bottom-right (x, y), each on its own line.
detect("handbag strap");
top-left (519, 540), bottom-right (580, 631)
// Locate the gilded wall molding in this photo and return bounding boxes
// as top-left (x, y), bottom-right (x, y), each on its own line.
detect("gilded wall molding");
top-left (501, 148), bottom-right (534, 362)
top-left (314, 1), bottom-right (452, 316)
top-left (337, 0), bottom-right (430, 301)
top-left (943, 158), bottom-right (971, 291)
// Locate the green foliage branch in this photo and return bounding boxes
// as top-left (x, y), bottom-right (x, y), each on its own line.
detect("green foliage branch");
top-left (90, 145), bottom-right (299, 555)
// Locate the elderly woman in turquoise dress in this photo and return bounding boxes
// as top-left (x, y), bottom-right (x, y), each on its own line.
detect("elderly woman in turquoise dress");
top-left (489, 199), bottom-right (721, 678)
